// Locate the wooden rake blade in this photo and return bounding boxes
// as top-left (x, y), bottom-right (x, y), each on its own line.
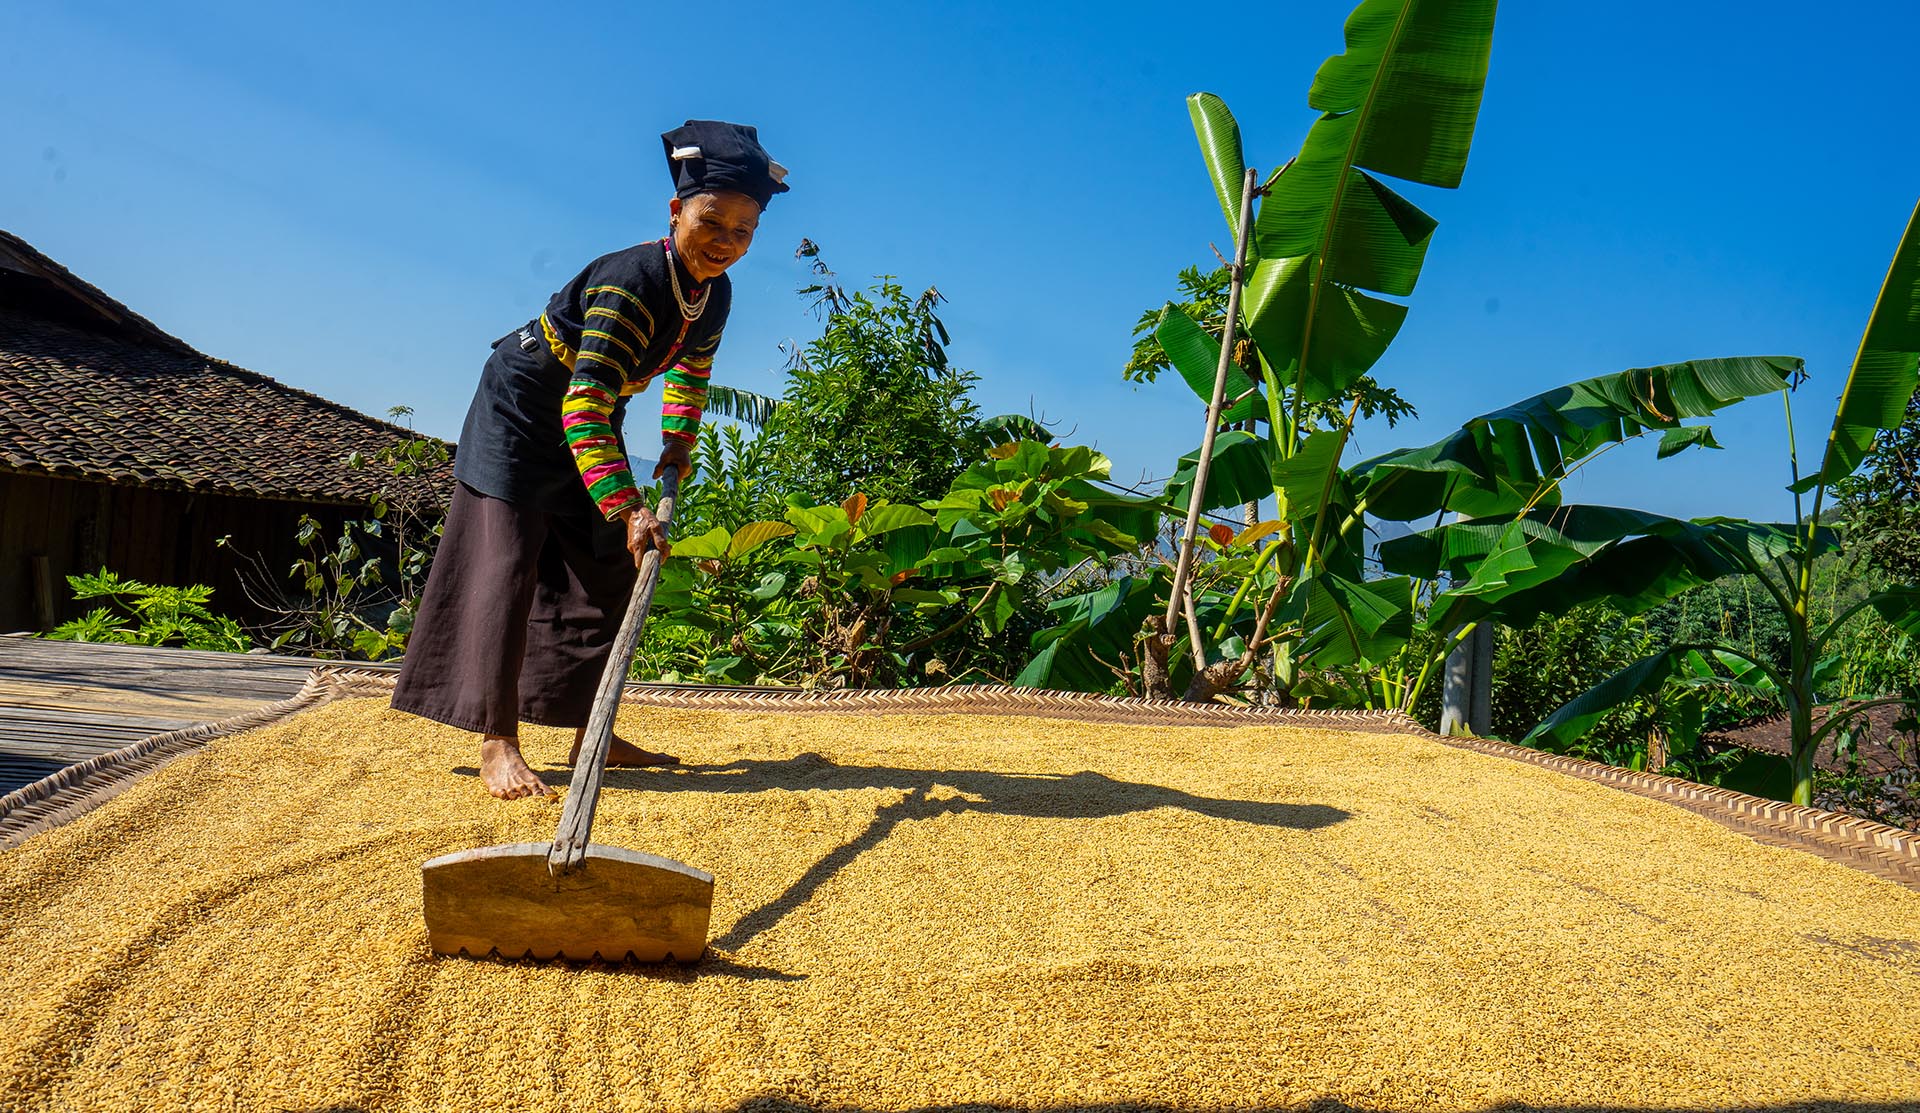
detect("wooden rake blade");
top-left (421, 843), bottom-right (713, 963)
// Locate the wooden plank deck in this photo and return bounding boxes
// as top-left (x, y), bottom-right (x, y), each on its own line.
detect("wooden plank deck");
top-left (0, 636), bottom-right (391, 797)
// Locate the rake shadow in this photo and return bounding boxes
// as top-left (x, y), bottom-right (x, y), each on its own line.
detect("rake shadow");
top-left (576, 752), bottom-right (1350, 952)
top-left (427, 949), bottom-right (803, 983)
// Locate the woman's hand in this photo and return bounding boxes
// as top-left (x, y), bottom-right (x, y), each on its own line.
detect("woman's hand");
top-left (623, 442), bottom-right (689, 567)
top-left (654, 440), bottom-right (693, 483)
top-left (620, 504), bottom-right (670, 568)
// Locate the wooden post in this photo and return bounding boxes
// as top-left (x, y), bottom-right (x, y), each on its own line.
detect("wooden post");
top-left (30, 554), bottom-right (55, 631)
top-left (1441, 621), bottom-right (1493, 737)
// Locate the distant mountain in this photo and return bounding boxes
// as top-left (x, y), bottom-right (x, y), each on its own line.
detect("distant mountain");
top-left (1366, 516), bottom-right (1418, 548)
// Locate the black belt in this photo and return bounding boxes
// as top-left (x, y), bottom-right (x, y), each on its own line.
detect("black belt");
top-left (491, 318), bottom-right (547, 355)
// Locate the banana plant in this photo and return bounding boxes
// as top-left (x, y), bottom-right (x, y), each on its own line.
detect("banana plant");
top-left (1395, 201), bottom-right (1920, 804)
top-left (1137, 0), bottom-right (1501, 701)
top-left (1255, 355), bottom-right (1800, 710)
top-left (1147, 315), bottom-right (1811, 692)
top-left (1150, 0), bottom-right (1825, 714)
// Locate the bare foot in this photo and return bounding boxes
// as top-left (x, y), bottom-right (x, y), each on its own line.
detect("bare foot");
top-left (480, 736), bottom-right (554, 800)
top-left (568, 729), bottom-right (680, 767)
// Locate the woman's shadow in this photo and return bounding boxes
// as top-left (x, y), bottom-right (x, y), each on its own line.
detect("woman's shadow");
top-left (574, 753), bottom-right (1350, 952)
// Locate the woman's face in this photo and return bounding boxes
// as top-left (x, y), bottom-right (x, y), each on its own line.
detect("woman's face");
top-left (670, 191), bottom-right (761, 283)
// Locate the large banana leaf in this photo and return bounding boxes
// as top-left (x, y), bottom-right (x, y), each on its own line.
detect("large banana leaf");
top-left (1242, 259), bottom-right (1409, 405)
top-left (1382, 510), bottom-right (1820, 632)
top-left (1797, 201), bottom-right (1920, 495)
top-left (1188, 93), bottom-right (1248, 243)
top-left (1157, 305), bottom-right (1265, 423)
top-left (1801, 199), bottom-right (1920, 493)
top-left (1285, 571), bottom-right (1414, 668)
top-left (1380, 506), bottom-right (1688, 581)
top-left (1307, 0), bottom-right (1498, 189)
top-left (1352, 355), bottom-right (1803, 521)
top-left (1238, 0), bottom-right (1497, 404)
top-left (1524, 646), bottom-right (1691, 751)
top-left (1164, 430), bottom-right (1275, 514)
top-left (1269, 429), bottom-right (1352, 522)
top-left (1057, 478), bottom-right (1164, 555)
top-left (1453, 516), bottom-right (1813, 630)
top-left (1016, 576), bottom-right (1159, 692)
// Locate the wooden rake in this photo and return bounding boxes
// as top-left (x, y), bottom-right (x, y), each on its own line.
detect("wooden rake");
top-left (420, 470), bottom-right (712, 963)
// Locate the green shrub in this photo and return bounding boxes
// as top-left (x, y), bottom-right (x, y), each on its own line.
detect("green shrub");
top-left (44, 569), bottom-right (250, 652)
top-left (1490, 602), bottom-right (1656, 764)
top-left (243, 407), bottom-right (448, 661)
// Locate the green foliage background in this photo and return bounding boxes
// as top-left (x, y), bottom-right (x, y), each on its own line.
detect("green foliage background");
top-left (761, 264), bottom-right (981, 507)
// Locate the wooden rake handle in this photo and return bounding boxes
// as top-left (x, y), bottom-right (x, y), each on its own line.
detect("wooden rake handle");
top-left (549, 468), bottom-right (680, 874)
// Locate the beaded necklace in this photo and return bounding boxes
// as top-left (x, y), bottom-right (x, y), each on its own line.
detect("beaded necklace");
top-left (662, 240), bottom-right (711, 322)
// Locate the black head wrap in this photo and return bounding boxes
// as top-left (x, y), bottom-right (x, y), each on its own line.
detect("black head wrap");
top-left (661, 120), bottom-right (790, 209)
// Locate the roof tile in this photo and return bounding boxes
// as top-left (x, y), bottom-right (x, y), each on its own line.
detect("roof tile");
top-left (0, 310), bottom-right (450, 507)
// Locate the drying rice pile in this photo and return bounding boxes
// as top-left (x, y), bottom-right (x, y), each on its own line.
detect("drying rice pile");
top-left (2, 698), bottom-right (1918, 1112)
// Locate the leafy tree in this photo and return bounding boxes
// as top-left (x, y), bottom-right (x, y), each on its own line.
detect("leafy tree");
top-left (762, 248), bottom-right (984, 506)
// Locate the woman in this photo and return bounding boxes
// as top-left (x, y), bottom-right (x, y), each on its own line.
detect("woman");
top-left (392, 120), bottom-right (789, 799)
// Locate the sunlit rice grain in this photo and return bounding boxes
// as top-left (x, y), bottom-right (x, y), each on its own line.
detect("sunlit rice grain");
top-left (1, 698), bottom-right (1917, 1111)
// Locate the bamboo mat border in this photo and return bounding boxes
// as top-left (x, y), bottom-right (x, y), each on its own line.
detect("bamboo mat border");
top-left (0, 668), bottom-right (391, 848)
top-left (2, 669), bottom-right (1915, 892)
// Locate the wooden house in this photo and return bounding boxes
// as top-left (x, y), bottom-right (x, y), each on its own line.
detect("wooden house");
top-left (0, 230), bottom-right (448, 633)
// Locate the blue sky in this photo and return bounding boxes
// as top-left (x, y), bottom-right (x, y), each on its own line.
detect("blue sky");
top-left (5, 1), bottom-right (1916, 523)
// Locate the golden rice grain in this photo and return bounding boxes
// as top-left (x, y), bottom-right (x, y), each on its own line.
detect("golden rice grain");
top-left (2, 698), bottom-right (1918, 1111)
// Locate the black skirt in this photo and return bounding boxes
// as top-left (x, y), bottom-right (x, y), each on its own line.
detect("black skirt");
top-left (390, 482), bottom-right (637, 736)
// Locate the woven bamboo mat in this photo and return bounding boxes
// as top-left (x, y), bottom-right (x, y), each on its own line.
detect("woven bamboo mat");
top-left (3, 667), bottom-right (1915, 892)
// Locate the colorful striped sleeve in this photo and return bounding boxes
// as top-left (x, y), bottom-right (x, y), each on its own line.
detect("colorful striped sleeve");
top-left (661, 326), bottom-right (722, 446)
top-left (560, 285), bottom-right (654, 520)
top-left (561, 378), bottom-right (643, 520)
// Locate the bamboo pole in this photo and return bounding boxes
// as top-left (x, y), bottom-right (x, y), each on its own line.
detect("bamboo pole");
top-left (1164, 167), bottom-right (1259, 630)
